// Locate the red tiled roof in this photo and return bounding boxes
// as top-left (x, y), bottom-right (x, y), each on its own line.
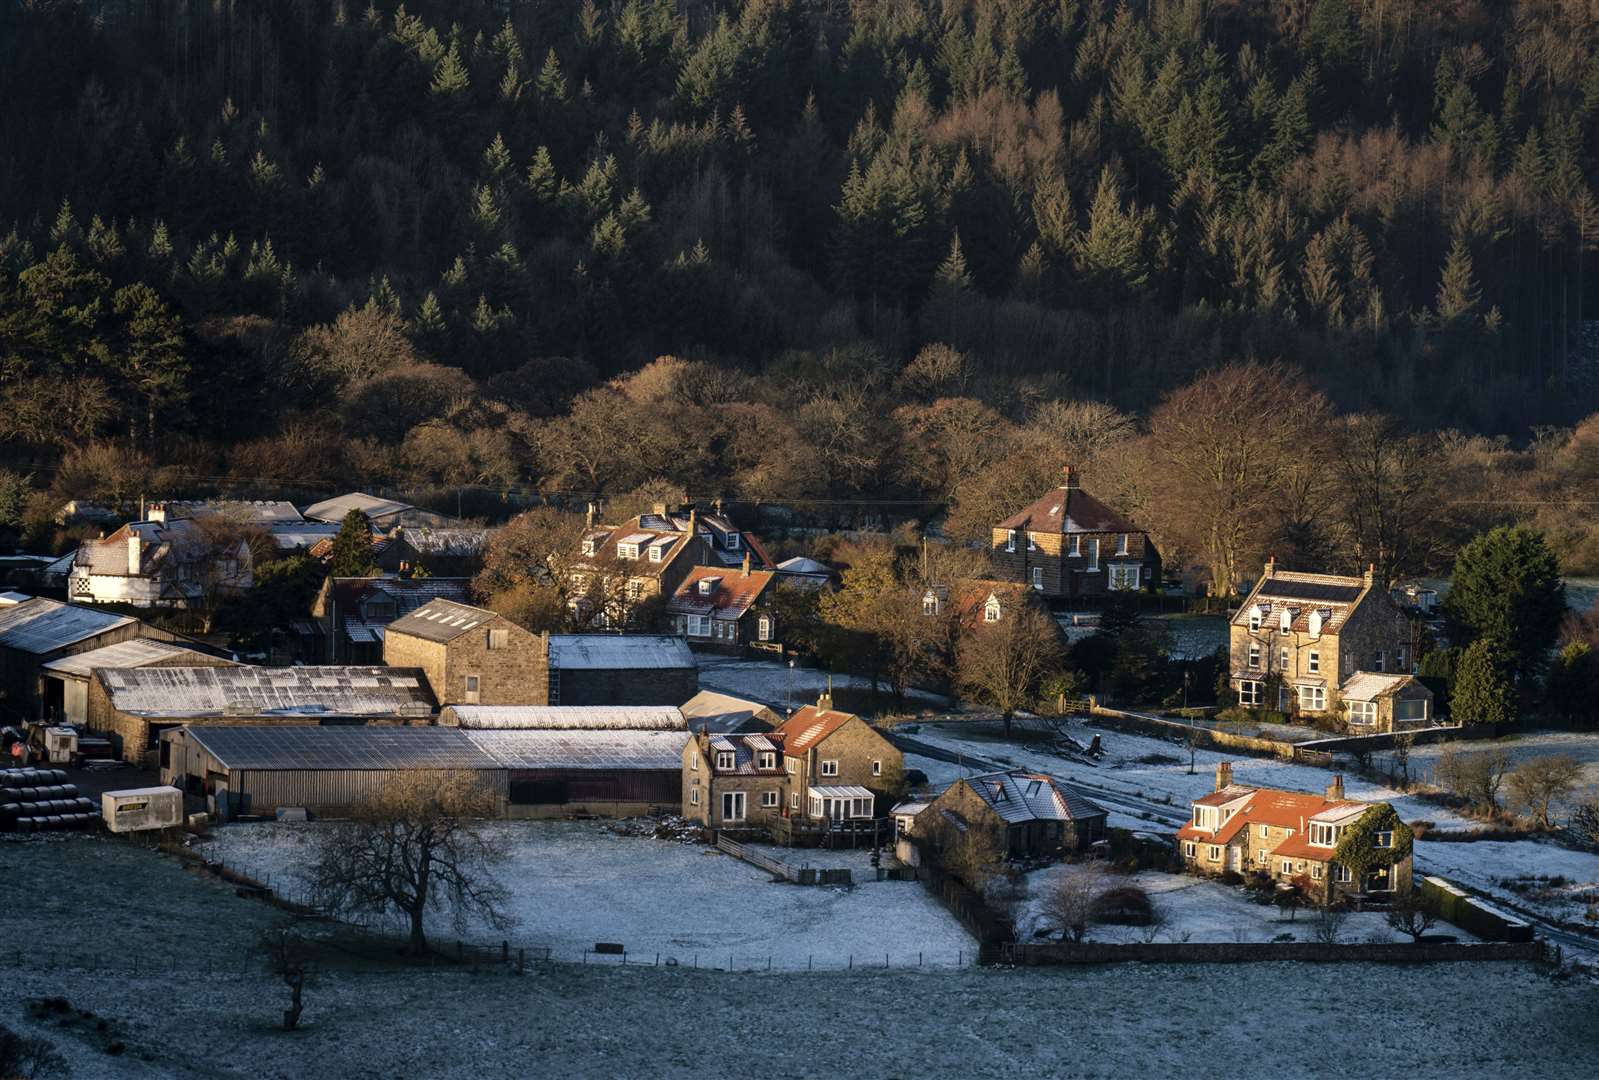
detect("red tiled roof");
top-left (773, 705), bottom-right (856, 754)
top-left (743, 532), bottom-right (775, 570)
top-left (1271, 833), bottom-right (1337, 863)
top-left (1179, 781), bottom-right (1372, 848)
top-left (996, 482), bottom-right (1138, 535)
top-left (666, 566), bottom-right (775, 618)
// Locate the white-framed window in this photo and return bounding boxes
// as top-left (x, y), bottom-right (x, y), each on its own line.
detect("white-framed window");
top-left (690, 751), bottom-right (699, 770)
top-left (626, 579), bottom-right (643, 601)
top-left (1259, 824), bottom-right (1269, 839)
top-left (581, 538), bottom-right (597, 556)
top-left (648, 543), bottom-right (667, 563)
top-left (698, 578), bottom-right (718, 596)
top-left (687, 615), bottom-right (711, 637)
top-left (1347, 700), bottom-right (1377, 726)
top-left (716, 751), bottom-right (734, 770)
top-left (690, 787), bottom-right (699, 805)
top-left (791, 791), bottom-right (800, 809)
top-left (984, 598), bottom-right (1001, 622)
top-left (617, 542), bottom-right (639, 560)
top-left (1248, 644), bottom-right (1261, 669)
top-left (1279, 610), bottom-right (1293, 633)
top-left (850, 797), bottom-right (871, 819)
top-left (1005, 529), bottom-right (1017, 552)
top-left (1085, 537), bottom-right (1100, 571)
top-left (808, 795), bottom-right (822, 817)
top-left (1309, 822), bottom-right (1336, 846)
top-left (1070, 535), bottom-right (1081, 558)
top-left (819, 759), bottom-right (838, 777)
top-left (721, 791), bottom-right (745, 823)
top-left (1117, 533), bottom-right (1129, 555)
top-left (871, 760), bottom-right (882, 777)
top-left (1249, 607), bottom-right (1262, 631)
top-left (1311, 864), bottom-right (1323, 880)
top-left (1332, 864), bottom-right (1352, 883)
top-left (1374, 831), bottom-right (1394, 849)
top-left (1208, 845), bottom-right (1221, 861)
top-left (761, 790), bottom-right (778, 808)
top-left (922, 594), bottom-right (938, 615)
top-left (1108, 564), bottom-right (1140, 591)
top-left (1307, 651), bottom-right (1319, 674)
top-left (1238, 680), bottom-right (1261, 706)
top-left (1396, 698), bottom-right (1427, 723)
top-left (1374, 650), bottom-right (1386, 672)
top-left (1030, 567), bottom-right (1043, 590)
top-left (1279, 646), bottom-right (1289, 670)
top-left (463, 675), bottom-right (479, 702)
top-left (758, 751), bottom-right (776, 770)
top-left (1281, 860), bottom-right (1293, 875)
top-left (1183, 841), bottom-right (1196, 858)
top-left (727, 532), bottom-right (740, 550)
top-left (1026, 532), bottom-right (1038, 551)
top-left (757, 615), bottom-right (772, 642)
top-left (1396, 647), bottom-right (1407, 671)
top-left (785, 757), bottom-right (797, 774)
top-left (1256, 849), bottom-right (1268, 864)
top-left (1298, 685), bottom-right (1325, 711)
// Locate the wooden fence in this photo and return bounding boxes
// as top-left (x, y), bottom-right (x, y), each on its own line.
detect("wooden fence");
top-left (716, 834), bottom-right (852, 885)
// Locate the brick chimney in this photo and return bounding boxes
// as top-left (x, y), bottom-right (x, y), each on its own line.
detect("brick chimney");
top-left (126, 528), bottom-right (142, 571)
top-left (585, 502), bottom-right (596, 528)
top-left (1264, 555), bottom-right (1276, 579)
top-left (652, 502), bottom-right (668, 518)
top-left (1215, 761), bottom-right (1233, 792)
top-left (1363, 563), bottom-right (1375, 588)
top-left (1326, 775), bottom-right (1345, 802)
top-left (1062, 464), bottom-right (1079, 490)
top-left (817, 678), bottom-right (833, 712)
top-left (147, 502), bottom-right (168, 524)
top-left (741, 551), bottom-right (750, 578)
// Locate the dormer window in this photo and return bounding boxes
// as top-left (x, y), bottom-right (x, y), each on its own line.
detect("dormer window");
top-left (727, 533), bottom-right (740, 550)
top-left (983, 598), bottom-right (1001, 623)
top-left (617, 543), bottom-right (639, 560)
top-left (716, 751), bottom-right (734, 770)
top-left (581, 538), bottom-right (596, 556)
top-left (1279, 609), bottom-right (1293, 633)
top-left (1308, 610), bottom-right (1323, 636)
top-left (758, 751), bottom-right (776, 770)
top-left (923, 593), bottom-right (938, 616)
top-left (648, 543), bottom-right (667, 563)
top-left (1249, 606), bottom-right (1263, 631)
top-left (699, 577), bottom-right (720, 596)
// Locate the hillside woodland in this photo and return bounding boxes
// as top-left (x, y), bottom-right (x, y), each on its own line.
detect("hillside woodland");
top-left (4, 1), bottom-right (1599, 575)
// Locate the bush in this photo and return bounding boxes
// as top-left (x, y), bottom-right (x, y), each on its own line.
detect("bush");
top-left (1090, 884), bottom-right (1154, 926)
top-left (1218, 870), bottom-right (1244, 886)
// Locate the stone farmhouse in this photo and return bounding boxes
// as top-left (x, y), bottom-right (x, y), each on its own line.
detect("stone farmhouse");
top-left (895, 769), bottom-right (1108, 860)
top-left (1229, 560), bottom-right (1430, 728)
top-left (665, 559), bottom-right (779, 650)
top-left (1175, 763), bottom-right (1414, 904)
top-left (68, 511), bottom-right (254, 608)
top-left (681, 729), bottom-right (789, 829)
top-left (769, 693), bottom-right (904, 826)
top-left (990, 466), bottom-right (1160, 599)
top-left (382, 597), bottom-right (698, 707)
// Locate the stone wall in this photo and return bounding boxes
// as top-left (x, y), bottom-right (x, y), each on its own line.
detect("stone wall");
top-left (385, 617), bottom-right (549, 706)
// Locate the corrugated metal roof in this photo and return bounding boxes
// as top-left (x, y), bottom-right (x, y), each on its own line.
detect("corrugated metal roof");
top-left (183, 725), bottom-right (494, 771)
top-left (0, 598), bottom-right (136, 654)
top-left (465, 729), bottom-right (690, 770)
top-left (385, 598), bottom-right (497, 644)
top-left (396, 527), bottom-right (489, 556)
top-left (40, 638), bottom-right (214, 679)
top-left (678, 690), bottom-right (777, 734)
top-left (442, 705), bottom-right (686, 730)
top-left (547, 635), bottom-right (696, 671)
top-left (303, 492), bottom-right (415, 523)
top-left (98, 665), bottom-right (436, 717)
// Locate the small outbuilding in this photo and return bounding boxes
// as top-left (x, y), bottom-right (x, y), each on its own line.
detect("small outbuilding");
top-left (101, 786), bottom-right (184, 833)
top-left (901, 770), bottom-right (1108, 860)
top-left (1340, 672), bottom-right (1434, 732)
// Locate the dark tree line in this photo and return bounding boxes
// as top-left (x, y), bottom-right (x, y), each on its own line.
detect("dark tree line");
top-left (3, 1), bottom-right (1599, 503)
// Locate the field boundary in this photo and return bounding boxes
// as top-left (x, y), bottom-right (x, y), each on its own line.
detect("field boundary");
top-left (999, 940), bottom-right (1548, 966)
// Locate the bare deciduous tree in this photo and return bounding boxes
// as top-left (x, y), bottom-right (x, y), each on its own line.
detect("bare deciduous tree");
top-left (1434, 747), bottom-right (1512, 816)
top-left (1505, 754), bottom-right (1582, 829)
top-left (1570, 797), bottom-right (1599, 849)
top-left (928, 819), bottom-right (1003, 893)
top-left (1039, 863), bottom-right (1109, 943)
top-left (955, 604), bottom-right (1065, 737)
top-left (310, 771), bottom-right (513, 955)
top-left (1311, 904), bottom-right (1349, 944)
top-left (1386, 889), bottom-right (1439, 944)
top-left (255, 925), bottom-right (313, 1030)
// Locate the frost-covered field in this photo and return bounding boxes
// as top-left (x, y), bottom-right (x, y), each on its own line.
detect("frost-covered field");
top-left (1013, 869), bottom-right (1476, 944)
top-left (199, 821), bottom-right (974, 968)
top-left (5, 836), bottom-right (1599, 1079)
top-left (695, 654), bottom-right (947, 714)
top-left (1406, 730), bottom-right (1599, 812)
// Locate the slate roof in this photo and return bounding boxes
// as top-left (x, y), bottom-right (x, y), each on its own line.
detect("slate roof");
top-left (441, 705), bottom-right (687, 731)
top-left (40, 638), bottom-right (217, 679)
top-left (303, 492), bottom-right (415, 523)
top-left (700, 730), bottom-right (787, 775)
top-left (666, 566), bottom-right (775, 620)
top-left (996, 479), bottom-right (1138, 535)
top-left (180, 725), bottom-right (493, 771)
top-left (384, 598), bottom-right (499, 644)
top-left (164, 500), bottom-right (304, 524)
top-left (547, 634), bottom-right (696, 671)
top-left (323, 577), bottom-right (475, 645)
top-left (95, 665), bottom-right (436, 718)
top-left (1254, 575), bottom-right (1365, 604)
top-left (958, 770), bottom-right (1107, 824)
top-left (73, 518), bottom-right (227, 578)
top-left (776, 557), bottom-right (832, 577)
top-left (465, 729), bottom-right (691, 771)
top-left (266, 522), bottom-right (342, 551)
top-left (0, 598), bottom-right (136, 654)
top-left (1233, 570), bottom-right (1372, 631)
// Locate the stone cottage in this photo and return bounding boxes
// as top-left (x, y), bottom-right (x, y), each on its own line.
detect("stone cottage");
top-left (897, 769), bottom-right (1108, 859)
top-left (681, 730), bottom-right (788, 829)
top-left (990, 466), bottom-right (1160, 599)
top-left (382, 598), bottom-right (546, 707)
top-left (770, 693), bottom-right (904, 825)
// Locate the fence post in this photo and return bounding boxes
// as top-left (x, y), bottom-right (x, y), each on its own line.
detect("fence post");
top-left (848, 954), bottom-right (852, 969)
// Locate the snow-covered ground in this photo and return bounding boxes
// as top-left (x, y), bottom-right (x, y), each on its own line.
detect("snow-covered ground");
top-left (1013, 869), bottom-right (1476, 944)
top-left (199, 821), bottom-right (974, 968)
top-left (1406, 730), bottom-right (1599, 814)
top-left (695, 655), bottom-right (947, 715)
top-left (903, 720), bottom-right (1599, 951)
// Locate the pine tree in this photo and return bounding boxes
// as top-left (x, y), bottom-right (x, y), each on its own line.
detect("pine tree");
top-left (1443, 525), bottom-right (1565, 683)
top-left (1075, 167), bottom-right (1153, 301)
top-left (1435, 235), bottom-right (1481, 322)
top-left (329, 511), bottom-right (379, 577)
top-left (483, 133), bottom-right (512, 179)
top-left (1451, 637), bottom-right (1515, 726)
top-left (536, 48), bottom-right (568, 103)
top-left (431, 42), bottom-right (469, 95)
top-left (526, 146), bottom-right (558, 202)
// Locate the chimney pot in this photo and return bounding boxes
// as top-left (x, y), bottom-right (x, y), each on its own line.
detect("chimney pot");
top-left (741, 551), bottom-right (750, 577)
top-left (1265, 556), bottom-right (1276, 578)
top-left (1062, 464), bottom-right (1078, 489)
top-left (1216, 761), bottom-right (1233, 792)
top-left (1327, 775), bottom-right (1345, 802)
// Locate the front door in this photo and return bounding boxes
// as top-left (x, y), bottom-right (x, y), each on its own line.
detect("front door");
top-left (721, 791), bottom-right (745, 824)
top-left (1228, 846), bottom-right (1242, 872)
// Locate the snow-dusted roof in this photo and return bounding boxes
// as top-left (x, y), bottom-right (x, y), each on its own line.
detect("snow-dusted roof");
top-left (303, 492), bottom-right (416, 523)
top-left (0, 598), bottom-right (136, 654)
top-left (181, 725), bottom-right (493, 771)
top-left (96, 665), bottom-right (436, 718)
top-left (385, 598), bottom-right (498, 644)
top-left (678, 690), bottom-right (778, 733)
top-left (41, 638), bottom-right (216, 679)
top-left (776, 557), bottom-right (831, 576)
top-left (547, 635), bottom-right (696, 671)
top-left (267, 522), bottom-right (341, 550)
top-left (396, 526), bottom-right (489, 556)
top-left (465, 729), bottom-right (690, 770)
top-left (166, 500), bottom-right (304, 524)
top-left (960, 770), bottom-right (1107, 824)
top-left (0, 590), bottom-right (31, 605)
top-left (1340, 672), bottom-right (1421, 701)
top-left (441, 705), bottom-right (686, 731)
